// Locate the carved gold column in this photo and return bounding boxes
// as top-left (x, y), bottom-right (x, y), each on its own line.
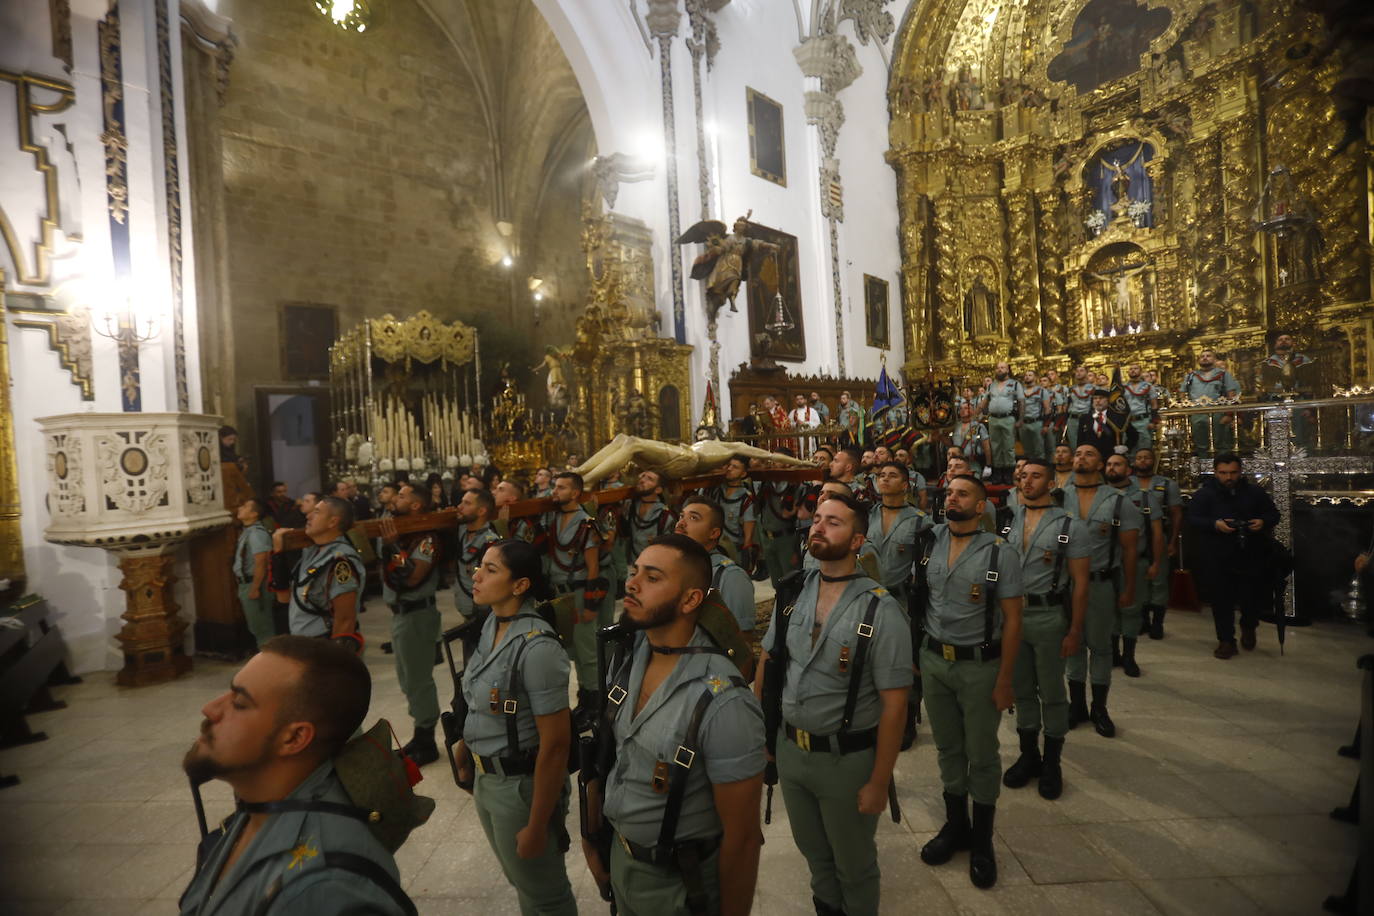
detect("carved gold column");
top-left (1189, 135), bottom-right (1226, 327)
top-left (1317, 147), bottom-right (1368, 304)
top-left (899, 184), bottom-right (932, 364)
top-left (1005, 191), bottom-right (1041, 357)
top-left (933, 194), bottom-right (963, 363)
top-left (0, 280), bottom-right (23, 589)
top-left (1035, 190), bottom-right (1068, 352)
top-left (115, 548), bottom-right (192, 686)
top-left (1220, 118), bottom-right (1261, 324)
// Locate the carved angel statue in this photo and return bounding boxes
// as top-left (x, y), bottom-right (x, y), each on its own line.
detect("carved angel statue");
top-left (675, 212), bottom-right (779, 324)
top-left (572, 434), bottom-right (809, 488)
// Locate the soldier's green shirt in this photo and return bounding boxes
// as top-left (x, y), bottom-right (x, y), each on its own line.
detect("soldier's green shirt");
top-left (233, 522), bottom-right (271, 580)
top-left (1007, 505), bottom-right (1090, 595)
top-left (1179, 367), bottom-right (1239, 401)
top-left (1135, 474), bottom-right (1181, 534)
top-left (545, 508), bottom-right (599, 585)
top-left (756, 481), bottom-right (797, 534)
top-left (920, 526), bottom-right (1025, 645)
top-left (860, 503), bottom-right (931, 591)
top-left (711, 551), bottom-right (756, 632)
top-left (461, 604), bottom-right (570, 758)
top-left (986, 378), bottom-right (1024, 417)
top-left (1059, 480), bottom-right (1144, 571)
top-left (454, 523), bottom-right (500, 600)
top-left (179, 761), bottom-right (407, 915)
top-left (764, 571), bottom-right (912, 735)
top-left (711, 482), bottom-right (756, 544)
top-left (602, 629), bottom-right (765, 846)
top-left (1111, 480), bottom-right (1163, 558)
top-left (288, 537), bottom-right (365, 637)
top-left (626, 500), bottom-right (675, 562)
top-left (381, 532), bottom-right (440, 605)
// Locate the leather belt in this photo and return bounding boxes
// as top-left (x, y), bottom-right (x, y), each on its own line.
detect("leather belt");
top-left (923, 636), bottom-right (1001, 662)
top-left (473, 749), bottom-right (538, 777)
top-left (784, 722), bottom-right (877, 754)
top-left (1024, 592), bottom-right (1064, 608)
top-left (388, 597), bottom-right (434, 615)
top-left (617, 833), bottom-right (721, 868)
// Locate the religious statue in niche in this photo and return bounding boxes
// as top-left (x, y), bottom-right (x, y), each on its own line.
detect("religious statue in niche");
top-left (615, 388), bottom-right (654, 439)
top-left (948, 65), bottom-right (990, 112)
top-left (1086, 140), bottom-right (1155, 233)
top-left (1047, 0), bottom-right (1172, 94)
top-left (532, 345), bottom-right (573, 421)
top-left (962, 264), bottom-right (1001, 339)
top-left (1255, 165), bottom-right (1324, 288)
top-left (1084, 242), bottom-right (1157, 337)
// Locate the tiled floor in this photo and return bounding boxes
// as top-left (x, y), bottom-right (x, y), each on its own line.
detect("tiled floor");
top-left (0, 596), bottom-right (1363, 915)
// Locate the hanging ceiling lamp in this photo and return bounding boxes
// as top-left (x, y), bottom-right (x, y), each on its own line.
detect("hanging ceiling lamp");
top-left (315, 0), bottom-right (373, 32)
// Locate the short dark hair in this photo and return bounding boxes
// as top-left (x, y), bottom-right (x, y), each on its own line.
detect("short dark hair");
top-left (481, 539), bottom-right (553, 602)
top-left (646, 533), bottom-right (713, 596)
top-left (1023, 457), bottom-right (1053, 471)
top-left (378, 481), bottom-right (399, 494)
top-left (774, 446), bottom-right (795, 458)
top-left (814, 445), bottom-right (834, 458)
top-left (1213, 451), bottom-right (1242, 469)
top-left (241, 497), bottom-right (267, 518)
top-left (219, 425), bottom-right (237, 438)
top-left (271, 481), bottom-right (286, 490)
top-left (875, 461), bottom-right (909, 482)
top-left (819, 490), bottom-right (867, 526)
top-left (331, 480), bottom-right (350, 495)
top-left (463, 487), bottom-right (495, 515)
top-left (839, 447), bottom-right (863, 467)
top-left (303, 490), bottom-right (324, 504)
top-left (319, 495), bottom-right (354, 531)
top-left (402, 483), bottom-right (432, 512)
top-left (680, 494), bottom-right (725, 533)
top-left (261, 635), bottom-right (371, 760)
top-left (725, 454), bottom-right (750, 472)
top-left (503, 477), bottom-right (527, 497)
top-left (949, 473), bottom-right (987, 498)
top-left (555, 471), bottom-right (584, 494)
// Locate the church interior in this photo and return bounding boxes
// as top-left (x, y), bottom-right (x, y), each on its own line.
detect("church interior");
top-left (1, 0), bottom-right (1372, 913)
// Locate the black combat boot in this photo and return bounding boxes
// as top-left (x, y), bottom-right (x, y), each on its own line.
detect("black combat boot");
top-left (1121, 637), bottom-right (1141, 678)
top-left (969, 802), bottom-right (998, 888)
top-left (1089, 683), bottom-right (1116, 738)
top-left (1111, 634), bottom-right (1122, 668)
top-left (1002, 729), bottom-right (1041, 788)
top-left (1067, 680), bottom-right (1089, 729)
top-left (901, 702), bottom-right (919, 751)
top-left (1039, 735), bottom-right (1065, 800)
top-left (920, 792), bottom-right (970, 865)
top-left (1147, 604), bottom-right (1166, 640)
top-left (402, 725), bottom-right (440, 766)
top-left (812, 895), bottom-right (845, 916)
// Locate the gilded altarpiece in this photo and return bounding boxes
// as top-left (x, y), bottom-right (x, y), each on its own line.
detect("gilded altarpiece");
top-left (888, 0), bottom-right (1372, 387)
top-left (571, 211), bottom-right (693, 450)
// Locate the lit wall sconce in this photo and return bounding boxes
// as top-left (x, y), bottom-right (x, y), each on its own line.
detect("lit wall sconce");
top-left (315, 0), bottom-right (373, 32)
top-left (92, 282), bottom-right (161, 346)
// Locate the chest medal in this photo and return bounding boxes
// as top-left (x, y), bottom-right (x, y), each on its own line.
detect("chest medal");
top-left (969, 583), bottom-right (982, 601)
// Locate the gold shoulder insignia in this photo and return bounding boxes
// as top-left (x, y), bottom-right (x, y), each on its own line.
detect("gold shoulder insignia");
top-left (720, 558), bottom-right (734, 567)
top-left (872, 587), bottom-right (888, 597)
top-left (706, 675), bottom-right (728, 694)
top-left (287, 839), bottom-right (319, 870)
top-left (333, 560), bottom-right (354, 583)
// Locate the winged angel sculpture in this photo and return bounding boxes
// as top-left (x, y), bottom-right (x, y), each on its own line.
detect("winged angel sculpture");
top-left (676, 213), bottom-right (780, 323)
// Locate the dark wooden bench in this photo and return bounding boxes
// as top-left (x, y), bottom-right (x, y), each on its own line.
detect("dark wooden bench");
top-left (1, 594), bottom-right (81, 788)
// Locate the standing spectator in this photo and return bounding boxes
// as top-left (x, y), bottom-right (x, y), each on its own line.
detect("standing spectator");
top-left (809, 390), bottom-right (830, 424)
top-left (1019, 370), bottom-right (1048, 459)
top-left (1186, 453), bottom-right (1280, 658)
top-left (265, 481), bottom-right (304, 528)
top-left (789, 393), bottom-right (821, 457)
top-left (233, 497), bottom-right (276, 648)
top-left (952, 402), bottom-right (992, 477)
top-left (1179, 350), bottom-right (1240, 457)
top-left (425, 472), bottom-right (449, 509)
top-left (1122, 364), bottom-right (1158, 450)
top-left (985, 362), bottom-right (1024, 484)
top-left (332, 479), bottom-right (373, 522)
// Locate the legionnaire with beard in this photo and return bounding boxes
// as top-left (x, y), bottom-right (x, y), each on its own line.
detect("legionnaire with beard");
top-left (179, 637), bottom-right (413, 914)
top-left (1179, 349), bottom-right (1240, 456)
top-left (759, 492), bottom-right (911, 915)
top-left (379, 483), bottom-right (444, 766)
top-left (1122, 365), bottom-right (1158, 450)
top-left (676, 496), bottom-right (757, 633)
top-left (543, 472), bottom-right (607, 709)
top-left (915, 476), bottom-right (1023, 889)
top-left (1105, 454), bottom-right (1163, 678)
top-left (1065, 365), bottom-right (1094, 449)
top-left (454, 488), bottom-right (502, 628)
top-left (756, 448), bottom-right (801, 588)
top-left (710, 455), bottom-right (757, 565)
top-left (984, 362), bottom-right (1024, 484)
top-left (582, 535), bottom-right (765, 916)
top-left (626, 469), bottom-right (676, 569)
top-left (1018, 371), bottom-right (1048, 460)
top-left (1132, 447), bottom-right (1182, 639)
top-left (273, 496), bottom-right (365, 652)
top-left (1059, 446), bottom-right (1141, 738)
top-left (1001, 459), bottom-right (1088, 801)
top-left (493, 478), bottom-right (536, 542)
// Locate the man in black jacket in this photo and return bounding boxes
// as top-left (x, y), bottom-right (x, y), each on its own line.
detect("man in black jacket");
top-left (1186, 453), bottom-right (1281, 658)
top-left (1076, 389), bottom-right (1137, 461)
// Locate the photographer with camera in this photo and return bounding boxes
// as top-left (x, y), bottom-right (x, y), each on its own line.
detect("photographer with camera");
top-left (1186, 453), bottom-right (1280, 659)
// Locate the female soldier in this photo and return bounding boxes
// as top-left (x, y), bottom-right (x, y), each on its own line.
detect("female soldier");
top-left (455, 539), bottom-right (577, 915)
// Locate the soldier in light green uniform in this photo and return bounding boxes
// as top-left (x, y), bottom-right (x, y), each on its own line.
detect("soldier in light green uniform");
top-left (1065, 366), bottom-right (1094, 450)
top-left (379, 484), bottom-right (444, 766)
top-left (625, 470), bottom-right (676, 570)
top-left (859, 462), bottom-right (932, 603)
top-left (1122, 365), bottom-right (1158, 450)
top-left (454, 540), bottom-right (577, 916)
top-left (1060, 446), bottom-right (1141, 739)
top-left (1018, 371), bottom-right (1048, 460)
top-left (1105, 454), bottom-right (1164, 679)
top-left (1042, 371), bottom-right (1069, 455)
top-left (1178, 349), bottom-right (1240, 456)
top-left (985, 362), bottom-right (1025, 484)
top-left (709, 455), bottom-right (757, 563)
top-left (951, 404), bottom-right (992, 478)
top-left (1001, 459), bottom-right (1089, 801)
top-left (583, 536), bottom-right (766, 916)
top-left (233, 497), bottom-right (276, 649)
top-left (914, 475), bottom-right (1023, 889)
top-left (454, 487), bottom-right (503, 622)
top-left (755, 452), bottom-right (801, 588)
top-left (543, 472), bottom-right (606, 707)
top-left (675, 496), bottom-right (756, 632)
top-left (1133, 447), bottom-right (1183, 639)
top-left (280, 497), bottom-right (365, 649)
top-left (180, 637), bottom-right (412, 915)
top-left (760, 492), bottom-right (911, 915)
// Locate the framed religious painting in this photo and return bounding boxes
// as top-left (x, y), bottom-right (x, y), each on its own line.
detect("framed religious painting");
top-left (864, 274), bottom-right (890, 349)
top-left (744, 221), bottom-right (806, 362)
top-left (280, 303), bottom-right (337, 380)
top-left (746, 87), bottom-right (786, 186)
